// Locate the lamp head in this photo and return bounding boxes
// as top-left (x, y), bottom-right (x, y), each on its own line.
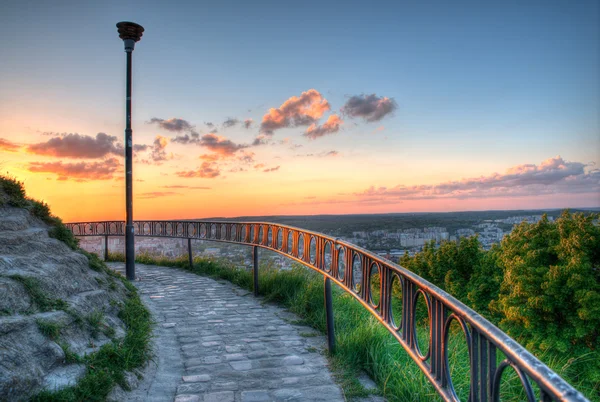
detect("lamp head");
top-left (117, 22), bottom-right (144, 52)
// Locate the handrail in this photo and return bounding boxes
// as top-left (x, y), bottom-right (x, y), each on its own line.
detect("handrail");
top-left (65, 220), bottom-right (589, 402)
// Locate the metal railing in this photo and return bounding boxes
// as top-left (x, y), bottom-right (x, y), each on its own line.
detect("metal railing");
top-left (65, 220), bottom-right (588, 402)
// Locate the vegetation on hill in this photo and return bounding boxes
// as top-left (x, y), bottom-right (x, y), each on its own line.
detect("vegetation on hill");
top-left (0, 174), bottom-right (79, 250)
top-left (1, 175), bottom-right (153, 401)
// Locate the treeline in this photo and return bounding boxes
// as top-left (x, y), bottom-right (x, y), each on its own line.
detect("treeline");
top-left (399, 211), bottom-right (600, 394)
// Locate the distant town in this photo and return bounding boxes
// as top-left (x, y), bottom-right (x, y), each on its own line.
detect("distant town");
top-left (77, 211), bottom-right (583, 269)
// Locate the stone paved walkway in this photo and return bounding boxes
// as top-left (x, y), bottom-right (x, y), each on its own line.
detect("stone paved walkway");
top-left (107, 263), bottom-right (345, 402)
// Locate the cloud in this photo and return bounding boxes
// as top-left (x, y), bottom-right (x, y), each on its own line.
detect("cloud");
top-left (148, 117), bottom-right (193, 132)
top-left (175, 162), bottom-right (220, 178)
top-left (263, 166), bottom-right (280, 172)
top-left (40, 131), bottom-right (70, 136)
top-left (199, 153), bottom-right (221, 162)
top-left (133, 144), bottom-right (149, 152)
top-left (161, 185), bottom-right (211, 189)
top-left (356, 156), bottom-right (600, 201)
top-left (0, 138), bottom-right (20, 152)
top-left (171, 131), bottom-right (201, 145)
top-left (303, 114), bottom-right (343, 139)
top-left (254, 163), bottom-right (265, 169)
top-left (297, 150), bottom-right (340, 158)
top-left (237, 151), bottom-right (255, 164)
top-left (205, 122), bottom-right (217, 132)
top-left (27, 132), bottom-right (123, 159)
top-left (342, 94), bottom-right (397, 122)
top-left (145, 135), bottom-right (172, 164)
top-left (222, 118), bottom-right (239, 128)
top-left (260, 89), bottom-right (330, 135)
top-left (243, 119), bottom-right (253, 129)
top-left (199, 133), bottom-right (247, 156)
top-left (28, 158), bottom-right (121, 181)
top-left (138, 191), bottom-right (180, 199)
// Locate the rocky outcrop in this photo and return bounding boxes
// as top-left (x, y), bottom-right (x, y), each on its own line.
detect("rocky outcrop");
top-left (0, 207), bottom-right (129, 400)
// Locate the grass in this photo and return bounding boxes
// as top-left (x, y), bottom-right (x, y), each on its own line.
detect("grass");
top-left (86, 310), bottom-right (104, 339)
top-left (59, 342), bottom-right (83, 364)
top-left (36, 320), bottom-right (63, 341)
top-left (107, 251), bottom-right (599, 401)
top-left (9, 275), bottom-right (69, 313)
top-left (31, 269), bottom-right (153, 401)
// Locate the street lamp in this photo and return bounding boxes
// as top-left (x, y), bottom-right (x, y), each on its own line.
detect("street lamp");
top-left (116, 21), bottom-right (144, 281)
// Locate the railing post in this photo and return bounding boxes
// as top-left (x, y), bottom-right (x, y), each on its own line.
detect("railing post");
top-left (253, 246), bottom-right (259, 296)
top-left (187, 238), bottom-right (193, 269)
top-left (324, 277), bottom-right (336, 353)
top-left (104, 235), bottom-right (109, 261)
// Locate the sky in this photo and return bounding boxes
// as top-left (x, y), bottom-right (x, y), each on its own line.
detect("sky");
top-left (0, 0), bottom-right (598, 222)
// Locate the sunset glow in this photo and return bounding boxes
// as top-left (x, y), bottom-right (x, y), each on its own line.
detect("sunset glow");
top-left (1, 1), bottom-right (598, 222)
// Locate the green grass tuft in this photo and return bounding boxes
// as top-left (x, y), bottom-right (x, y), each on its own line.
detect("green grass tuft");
top-left (9, 275), bottom-right (69, 313)
top-left (59, 342), bottom-right (83, 364)
top-left (36, 320), bottom-right (62, 341)
top-left (86, 310), bottom-right (104, 339)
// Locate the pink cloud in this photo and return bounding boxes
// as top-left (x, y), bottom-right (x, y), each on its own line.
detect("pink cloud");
top-left (260, 89), bottom-right (330, 135)
top-left (303, 114), bottom-right (343, 140)
top-left (356, 156), bottom-right (599, 201)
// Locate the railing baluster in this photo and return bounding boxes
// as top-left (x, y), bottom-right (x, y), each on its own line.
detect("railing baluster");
top-left (104, 235), bottom-right (109, 261)
top-left (324, 277), bottom-right (336, 354)
top-left (187, 238), bottom-right (193, 269)
top-left (487, 339), bottom-right (497, 401)
top-left (253, 245), bottom-right (259, 297)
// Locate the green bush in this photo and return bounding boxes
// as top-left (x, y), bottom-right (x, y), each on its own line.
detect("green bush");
top-left (493, 212), bottom-right (600, 355)
top-left (0, 175), bottom-right (28, 207)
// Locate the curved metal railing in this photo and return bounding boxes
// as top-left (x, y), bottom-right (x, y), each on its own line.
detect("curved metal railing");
top-left (65, 220), bottom-right (588, 402)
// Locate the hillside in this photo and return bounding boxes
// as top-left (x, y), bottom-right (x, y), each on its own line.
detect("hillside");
top-left (0, 176), bottom-right (143, 400)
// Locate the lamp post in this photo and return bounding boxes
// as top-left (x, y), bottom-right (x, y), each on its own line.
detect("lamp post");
top-left (116, 21), bottom-right (144, 281)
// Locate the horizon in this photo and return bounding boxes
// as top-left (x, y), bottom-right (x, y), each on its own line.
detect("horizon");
top-left (1, 0), bottom-right (599, 222)
top-left (63, 206), bottom-right (599, 224)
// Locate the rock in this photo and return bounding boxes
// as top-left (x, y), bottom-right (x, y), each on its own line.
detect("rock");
top-left (0, 203), bottom-right (130, 400)
top-left (107, 384), bottom-right (127, 402)
top-left (122, 370), bottom-right (140, 391)
top-left (0, 277), bottom-right (31, 314)
top-left (358, 371), bottom-right (379, 391)
top-left (43, 364), bottom-right (86, 391)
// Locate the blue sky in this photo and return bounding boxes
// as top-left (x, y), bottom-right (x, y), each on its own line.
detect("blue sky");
top-left (0, 0), bottom-right (598, 219)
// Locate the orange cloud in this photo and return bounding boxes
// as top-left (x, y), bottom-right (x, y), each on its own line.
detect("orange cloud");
top-left (175, 162), bottom-right (220, 178)
top-left (27, 133), bottom-right (122, 159)
top-left (304, 114), bottom-right (343, 139)
top-left (260, 89), bottom-right (330, 135)
top-left (28, 158), bottom-right (121, 181)
top-left (0, 138), bottom-right (20, 152)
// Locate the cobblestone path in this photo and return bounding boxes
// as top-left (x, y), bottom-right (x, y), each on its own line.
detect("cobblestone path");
top-left (107, 263), bottom-right (345, 402)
